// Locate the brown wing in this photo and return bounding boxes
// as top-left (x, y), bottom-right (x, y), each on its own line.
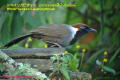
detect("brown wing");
top-left (30, 24), bottom-right (70, 38)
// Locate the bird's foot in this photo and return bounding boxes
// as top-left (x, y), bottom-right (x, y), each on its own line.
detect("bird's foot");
top-left (46, 41), bottom-right (62, 48)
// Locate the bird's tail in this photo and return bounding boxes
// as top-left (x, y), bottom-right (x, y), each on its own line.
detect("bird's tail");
top-left (4, 34), bottom-right (32, 48)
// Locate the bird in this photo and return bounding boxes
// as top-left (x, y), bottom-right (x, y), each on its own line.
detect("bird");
top-left (4, 23), bottom-right (97, 48)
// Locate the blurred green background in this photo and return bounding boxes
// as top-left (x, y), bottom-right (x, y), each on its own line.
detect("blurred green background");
top-left (0, 0), bottom-right (120, 79)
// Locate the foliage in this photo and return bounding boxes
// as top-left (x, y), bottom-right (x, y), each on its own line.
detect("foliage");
top-left (96, 60), bottom-right (116, 75)
top-left (50, 54), bottom-right (72, 80)
top-left (0, 0), bottom-right (120, 79)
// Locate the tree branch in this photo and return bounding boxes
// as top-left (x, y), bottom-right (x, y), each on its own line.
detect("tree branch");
top-left (1, 48), bottom-right (65, 59)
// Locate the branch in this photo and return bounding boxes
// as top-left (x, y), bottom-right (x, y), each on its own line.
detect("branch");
top-left (1, 48), bottom-right (65, 59)
top-left (0, 50), bottom-right (49, 79)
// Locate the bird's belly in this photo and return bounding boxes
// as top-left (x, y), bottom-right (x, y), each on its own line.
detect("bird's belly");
top-left (58, 36), bottom-right (72, 46)
top-left (41, 37), bottom-right (60, 44)
top-left (41, 36), bottom-right (70, 47)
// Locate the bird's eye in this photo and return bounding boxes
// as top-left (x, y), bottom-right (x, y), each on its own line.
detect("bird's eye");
top-left (80, 26), bottom-right (90, 32)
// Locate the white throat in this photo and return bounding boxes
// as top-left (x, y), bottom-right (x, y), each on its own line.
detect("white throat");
top-left (69, 26), bottom-right (79, 39)
top-left (60, 25), bottom-right (79, 46)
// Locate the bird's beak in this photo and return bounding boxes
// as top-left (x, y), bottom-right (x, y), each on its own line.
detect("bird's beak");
top-left (80, 26), bottom-right (97, 32)
top-left (88, 28), bottom-right (97, 32)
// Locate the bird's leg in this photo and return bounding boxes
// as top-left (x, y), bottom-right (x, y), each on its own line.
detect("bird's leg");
top-left (46, 41), bottom-right (62, 48)
top-left (50, 43), bottom-right (62, 48)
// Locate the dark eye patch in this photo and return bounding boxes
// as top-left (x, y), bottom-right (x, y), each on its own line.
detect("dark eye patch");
top-left (84, 25), bottom-right (89, 29)
top-left (80, 26), bottom-right (89, 30)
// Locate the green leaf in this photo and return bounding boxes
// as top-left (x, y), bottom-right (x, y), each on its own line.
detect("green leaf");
top-left (31, 40), bottom-right (47, 48)
top-left (0, 12), bottom-right (13, 44)
top-left (109, 48), bottom-right (120, 64)
top-left (0, 0), bottom-right (9, 8)
top-left (70, 54), bottom-right (79, 70)
top-left (24, 11), bottom-right (47, 27)
top-left (103, 66), bottom-right (116, 75)
top-left (50, 56), bottom-right (57, 62)
top-left (60, 56), bottom-right (69, 63)
top-left (11, 11), bottom-right (23, 39)
top-left (61, 66), bottom-right (70, 80)
top-left (96, 60), bottom-right (116, 75)
top-left (8, 44), bottom-right (23, 49)
top-left (0, 12), bottom-right (6, 31)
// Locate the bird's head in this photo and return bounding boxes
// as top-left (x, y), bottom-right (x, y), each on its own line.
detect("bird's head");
top-left (69, 23), bottom-right (97, 45)
top-left (72, 23), bottom-right (97, 33)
